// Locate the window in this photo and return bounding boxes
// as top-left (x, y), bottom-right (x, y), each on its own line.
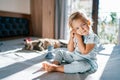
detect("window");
top-left (98, 0), bottom-right (119, 44)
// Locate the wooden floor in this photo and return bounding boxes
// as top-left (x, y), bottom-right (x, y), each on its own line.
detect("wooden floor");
top-left (0, 38), bottom-right (119, 80)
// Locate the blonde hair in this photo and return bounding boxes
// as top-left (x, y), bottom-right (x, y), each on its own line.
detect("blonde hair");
top-left (69, 11), bottom-right (93, 29)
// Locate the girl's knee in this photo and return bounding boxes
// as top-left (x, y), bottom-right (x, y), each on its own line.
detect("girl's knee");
top-left (55, 50), bottom-right (65, 56)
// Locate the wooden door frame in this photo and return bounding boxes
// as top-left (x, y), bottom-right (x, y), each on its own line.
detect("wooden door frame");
top-left (92, 0), bottom-right (99, 34)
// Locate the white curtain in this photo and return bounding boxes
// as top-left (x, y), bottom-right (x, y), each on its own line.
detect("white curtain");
top-left (55, 0), bottom-right (67, 39)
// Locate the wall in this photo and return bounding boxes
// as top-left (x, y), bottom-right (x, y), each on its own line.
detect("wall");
top-left (0, 0), bottom-right (30, 14)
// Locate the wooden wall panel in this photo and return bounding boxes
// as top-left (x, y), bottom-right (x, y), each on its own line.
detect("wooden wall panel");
top-left (0, 10), bottom-right (30, 19)
top-left (31, 0), bottom-right (42, 37)
top-left (42, 0), bottom-right (55, 38)
top-left (30, 0), bottom-right (55, 38)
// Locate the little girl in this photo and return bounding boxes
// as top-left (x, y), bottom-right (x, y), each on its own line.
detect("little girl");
top-left (42, 11), bottom-right (99, 73)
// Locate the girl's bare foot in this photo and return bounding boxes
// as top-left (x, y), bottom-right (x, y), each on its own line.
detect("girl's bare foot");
top-left (42, 62), bottom-right (57, 72)
top-left (42, 63), bottom-right (47, 70)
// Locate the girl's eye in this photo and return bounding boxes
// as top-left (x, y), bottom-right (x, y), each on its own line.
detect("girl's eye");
top-left (81, 23), bottom-right (86, 27)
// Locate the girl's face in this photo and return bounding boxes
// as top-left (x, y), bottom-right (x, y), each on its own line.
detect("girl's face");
top-left (72, 19), bottom-right (90, 35)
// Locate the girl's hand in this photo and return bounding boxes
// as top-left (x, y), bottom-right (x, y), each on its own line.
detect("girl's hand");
top-left (70, 29), bottom-right (76, 38)
top-left (74, 33), bottom-right (82, 39)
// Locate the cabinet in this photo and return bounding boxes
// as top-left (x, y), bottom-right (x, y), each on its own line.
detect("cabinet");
top-left (30, 0), bottom-right (55, 38)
